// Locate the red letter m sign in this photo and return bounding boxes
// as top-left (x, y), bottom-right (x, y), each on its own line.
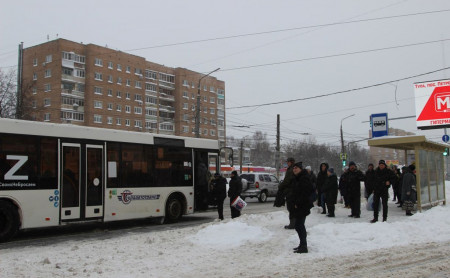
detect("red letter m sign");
top-left (435, 93), bottom-right (450, 112)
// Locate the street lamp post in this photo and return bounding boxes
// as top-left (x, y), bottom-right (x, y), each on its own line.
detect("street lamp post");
top-left (340, 114), bottom-right (355, 157)
top-left (195, 68), bottom-right (220, 138)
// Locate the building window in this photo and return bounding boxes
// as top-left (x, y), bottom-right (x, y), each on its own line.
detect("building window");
top-left (125, 119), bottom-right (130, 126)
top-left (134, 120), bottom-right (142, 128)
top-left (117, 77), bottom-right (122, 84)
top-left (146, 109), bottom-right (157, 116)
top-left (182, 126), bottom-right (189, 133)
top-left (145, 83), bottom-right (156, 92)
top-left (210, 129), bottom-right (216, 136)
top-left (145, 70), bottom-right (157, 79)
top-left (107, 103), bottom-right (113, 110)
top-left (44, 69), bottom-right (51, 78)
top-left (44, 84), bottom-right (51, 92)
top-left (116, 104), bottom-right (122, 112)
top-left (116, 118), bottom-right (122, 125)
top-left (211, 118), bottom-right (216, 125)
top-left (45, 55), bottom-right (52, 63)
top-left (203, 107), bottom-right (207, 113)
top-left (203, 129), bottom-right (208, 135)
top-left (191, 104), bottom-right (196, 111)
top-left (75, 69), bottom-right (85, 78)
top-left (210, 97), bottom-right (215, 103)
top-left (134, 107), bottom-right (142, 114)
top-left (160, 123), bottom-right (174, 131)
top-left (108, 61), bottom-right (113, 69)
top-left (75, 54), bottom-right (85, 63)
top-left (44, 113), bottom-right (50, 122)
top-left (33, 58), bottom-right (37, 66)
top-left (94, 72), bottom-right (103, 81)
top-left (62, 67), bottom-right (73, 76)
top-left (203, 85), bottom-right (207, 91)
top-left (126, 79), bottom-right (131, 86)
top-left (108, 75), bottom-right (113, 83)
top-left (210, 86), bottom-right (215, 92)
top-left (125, 105), bottom-right (131, 113)
top-left (32, 100), bottom-right (37, 108)
top-left (117, 64), bottom-right (122, 71)
top-left (182, 91), bottom-right (188, 98)
top-left (95, 58), bottom-right (103, 66)
top-left (218, 99), bottom-right (225, 105)
top-left (210, 108), bottom-right (215, 114)
top-left (108, 89), bottom-right (113, 96)
top-left (182, 80), bottom-right (189, 87)
top-left (94, 114), bottom-right (102, 123)
top-left (191, 93), bottom-right (195, 99)
top-left (107, 117), bottom-right (113, 125)
top-left (116, 91), bottom-right (122, 98)
top-left (145, 121), bottom-right (158, 129)
top-left (44, 98), bottom-right (51, 107)
top-left (126, 66), bottom-right (131, 73)
top-left (134, 94), bottom-right (142, 101)
top-left (135, 81), bottom-right (141, 88)
top-left (183, 114), bottom-right (189, 122)
top-left (203, 96), bottom-right (207, 102)
top-left (126, 92), bottom-right (130, 100)
top-left (94, 87), bottom-right (103, 95)
top-left (183, 103), bottom-right (188, 110)
top-left (146, 96), bottom-right (157, 104)
top-left (32, 87), bottom-right (37, 95)
top-left (135, 68), bottom-right (142, 75)
top-left (94, 101), bottom-right (103, 109)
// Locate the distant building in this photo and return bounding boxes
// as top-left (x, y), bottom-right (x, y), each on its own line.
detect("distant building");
top-left (369, 127), bottom-right (415, 166)
top-left (19, 39), bottom-right (226, 147)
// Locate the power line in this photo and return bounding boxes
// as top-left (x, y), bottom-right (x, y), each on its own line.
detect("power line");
top-left (227, 66), bottom-right (450, 109)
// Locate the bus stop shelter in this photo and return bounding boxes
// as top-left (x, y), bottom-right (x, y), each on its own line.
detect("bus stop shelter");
top-left (368, 135), bottom-right (447, 211)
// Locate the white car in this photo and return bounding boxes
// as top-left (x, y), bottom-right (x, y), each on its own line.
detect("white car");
top-left (239, 173), bottom-right (280, 202)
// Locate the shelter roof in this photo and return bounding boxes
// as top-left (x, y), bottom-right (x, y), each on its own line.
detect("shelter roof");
top-left (368, 135), bottom-right (448, 152)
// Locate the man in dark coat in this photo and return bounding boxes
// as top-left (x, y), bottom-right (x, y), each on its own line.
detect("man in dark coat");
top-left (316, 162), bottom-right (329, 214)
top-left (322, 168), bottom-right (338, 217)
top-left (291, 162), bottom-right (314, 254)
top-left (211, 173), bottom-right (227, 220)
top-left (344, 161), bottom-right (365, 218)
top-left (339, 167), bottom-right (349, 208)
top-left (278, 157), bottom-right (296, 229)
top-left (228, 171), bottom-right (243, 219)
top-left (364, 163), bottom-right (376, 200)
top-left (371, 160), bottom-right (397, 223)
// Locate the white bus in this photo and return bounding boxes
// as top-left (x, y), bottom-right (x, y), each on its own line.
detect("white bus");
top-left (0, 118), bottom-right (219, 242)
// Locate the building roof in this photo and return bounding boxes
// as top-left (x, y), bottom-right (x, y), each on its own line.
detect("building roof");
top-left (368, 135), bottom-right (448, 152)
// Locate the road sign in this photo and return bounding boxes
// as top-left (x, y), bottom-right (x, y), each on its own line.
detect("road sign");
top-left (443, 135), bottom-right (449, 143)
top-left (370, 113), bottom-right (389, 138)
top-left (340, 153), bottom-right (347, 160)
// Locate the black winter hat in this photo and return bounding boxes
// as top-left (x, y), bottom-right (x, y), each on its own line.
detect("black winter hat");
top-left (293, 162), bottom-right (303, 169)
top-left (328, 168), bottom-right (335, 174)
top-left (349, 161), bottom-right (356, 167)
top-left (408, 164), bottom-right (416, 171)
top-left (286, 157), bottom-right (295, 163)
top-left (231, 171), bottom-right (238, 176)
top-left (379, 160), bottom-right (387, 166)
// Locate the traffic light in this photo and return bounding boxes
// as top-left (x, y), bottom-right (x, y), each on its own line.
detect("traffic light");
top-left (342, 159), bottom-right (347, 166)
top-left (444, 147), bottom-right (449, 156)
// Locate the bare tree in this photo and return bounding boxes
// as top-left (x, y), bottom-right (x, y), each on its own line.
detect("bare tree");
top-left (250, 131), bottom-right (273, 166)
top-left (0, 69), bottom-right (18, 118)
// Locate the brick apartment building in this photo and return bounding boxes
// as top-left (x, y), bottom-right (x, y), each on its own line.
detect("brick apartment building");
top-left (19, 39), bottom-right (226, 147)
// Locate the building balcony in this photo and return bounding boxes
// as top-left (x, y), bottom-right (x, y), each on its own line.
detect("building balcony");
top-left (61, 89), bottom-right (85, 99)
top-left (159, 81), bottom-right (175, 90)
top-left (159, 93), bottom-right (175, 102)
top-left (61, 104), bottom-right (84, 112)
top-left (145, 114), bottom-right (158, 120)
top-left (159, 105), bottom-right (175, 113)
top-left (62, 74), bottom-right (85, 83)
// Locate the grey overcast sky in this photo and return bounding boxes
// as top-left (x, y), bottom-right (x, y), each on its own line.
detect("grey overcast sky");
top-left (1, 0), bottom-right (450, 147)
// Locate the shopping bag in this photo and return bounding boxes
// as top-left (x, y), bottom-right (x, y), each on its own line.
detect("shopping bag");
top-left (366, 193), bottom-right (381, 211)
top-left (231, 196), bottom-right (247, 211)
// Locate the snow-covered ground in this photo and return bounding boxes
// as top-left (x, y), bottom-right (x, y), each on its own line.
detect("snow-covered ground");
top-left (1, 184), bottom-right (450, 278)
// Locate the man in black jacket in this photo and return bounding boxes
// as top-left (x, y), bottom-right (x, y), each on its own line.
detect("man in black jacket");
top-left (344, 161), bottom-right (365, 218)
top-left (211, 173), bottom-right (227, 220)
top-left (278, 157), bottom-right (296, 229)
top-left (316, 163), bottom-right (329, 214)
top-left (228, 171), bottom-right (243, 219)
top-left (371, 160), bottom-right (397, 223)
top-left (364, 163), bottom-right (376, 200)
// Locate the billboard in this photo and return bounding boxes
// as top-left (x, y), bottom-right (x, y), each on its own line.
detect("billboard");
top-left (414, 79), bottom-right (450, 130)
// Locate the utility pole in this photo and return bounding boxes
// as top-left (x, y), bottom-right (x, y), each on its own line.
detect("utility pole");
top-left (239, 140), bottom-right (243, 174)
top-left (16, 42), bottom-right (24, 119)
top-left (276, 114), bottom-right (280, 179)
top-left (195, 68), bottom-right (220, 138)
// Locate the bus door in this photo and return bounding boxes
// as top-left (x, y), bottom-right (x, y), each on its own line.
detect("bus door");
top-left (61, 143), bottom-right (104, 221)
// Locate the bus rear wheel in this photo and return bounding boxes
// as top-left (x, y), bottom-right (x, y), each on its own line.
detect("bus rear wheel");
top-left (165, 197), bottom-right (182, 223)
top-left (0, 200), bottom-right (20, 242)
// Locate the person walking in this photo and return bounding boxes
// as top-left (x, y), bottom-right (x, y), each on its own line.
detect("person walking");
top-left (322, 168), bottom-right (338, 217)
top-left (278, 157), bottom-right (296, 229)
top-left (344, 161), bottom-right (365, 218)
top-left (211, 173), bottom-right (227, 220)
top-left (290, 162), bottom-right (314, 254)
top-left (316, 163), bottom-right (329, 214)
top-left (370, 160), bottom-right (397, 223)
top-left (364, 163), bottom-right (376, 201)
top-left (228, 171), bottom-right (243, 219)
top-left (305, 166), bottom-right (317, 204)
top-left (401, 164), bottom-right (416, 216)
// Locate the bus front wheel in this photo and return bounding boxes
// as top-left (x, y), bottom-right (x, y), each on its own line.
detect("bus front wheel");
top-left (0, 200), bottom-right (20, 242)
top-left (165, 197), bottom-right (182, 223)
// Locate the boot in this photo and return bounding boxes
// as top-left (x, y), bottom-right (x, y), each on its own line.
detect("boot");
top-left (294, 245), bottom-right (308, 254)
top-left (406, 211), bottom-right (413, 216)
top-left (284, 218), bottom-right (295, 229)
top-left (370, 218), bottom-right (378, 223)
top-left (382, 217), bottom-right (387, 222)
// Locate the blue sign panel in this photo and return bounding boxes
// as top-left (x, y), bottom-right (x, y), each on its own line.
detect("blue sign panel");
top-left (371, 113), bottom-right (389, 138)
top-left (442, 135), bottom-right (449, 143)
